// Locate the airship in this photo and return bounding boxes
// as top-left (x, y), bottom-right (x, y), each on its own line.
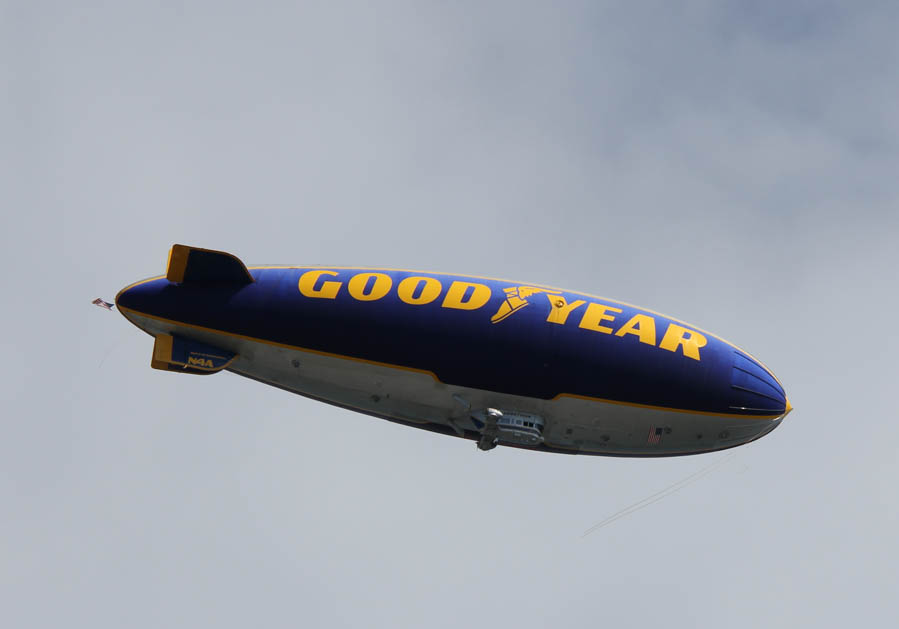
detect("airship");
top-left (114, 245), bottom-right (791, 456)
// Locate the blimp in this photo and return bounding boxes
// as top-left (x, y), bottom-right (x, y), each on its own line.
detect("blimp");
top-left (113, 245), bottom-right (791, 456)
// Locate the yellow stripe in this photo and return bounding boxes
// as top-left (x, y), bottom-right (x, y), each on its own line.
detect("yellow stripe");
top-left (551, 392), bottom-right (783, 419)
top-left (119, 304), bottom-right (439, 380)
top-left (115, 275), bottom-right (166, 309)
top-left (118, 303), bottom-right (783, 420)
top-left (245, 265), bottom-right (783, 387)
top-left (116, 266), bottom-right (783, 388)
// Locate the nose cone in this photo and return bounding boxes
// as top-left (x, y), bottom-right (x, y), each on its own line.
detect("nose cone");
top-left (730, 352), bottom-right (790, 417)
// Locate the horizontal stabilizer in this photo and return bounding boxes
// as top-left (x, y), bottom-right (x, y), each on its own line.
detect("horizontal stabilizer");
top-left (166, 244), bottom-right (254, 285)
top-left (151, 334), bottom-right (237, 375)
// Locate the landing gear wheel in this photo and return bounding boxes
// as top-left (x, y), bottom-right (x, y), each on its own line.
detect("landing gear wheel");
top-left (477, 435), bottom-right (498, 451)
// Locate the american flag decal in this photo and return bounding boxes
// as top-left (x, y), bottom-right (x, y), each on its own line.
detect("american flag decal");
top-left (647, 426), bottom-right (663, 445)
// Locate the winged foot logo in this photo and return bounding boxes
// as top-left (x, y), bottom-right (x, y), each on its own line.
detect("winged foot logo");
top-left (490, 286), bottom-right (562, 323)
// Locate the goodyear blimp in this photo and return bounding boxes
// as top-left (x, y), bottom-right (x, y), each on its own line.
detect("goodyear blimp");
top-left (114, 245), bottom-right (791, 456)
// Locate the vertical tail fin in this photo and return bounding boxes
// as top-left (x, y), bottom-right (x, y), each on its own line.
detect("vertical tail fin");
top-left (166, 245), bottom-right (254, 285)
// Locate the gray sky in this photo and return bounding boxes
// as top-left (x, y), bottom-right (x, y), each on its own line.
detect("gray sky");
top-left (3, 1), bottom-right (898, 626)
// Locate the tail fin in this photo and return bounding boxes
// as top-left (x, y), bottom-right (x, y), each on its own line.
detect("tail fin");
top-left (151, 333), bottom-right (237, 375)
top-left (166, 244), bottom-right (254, 285)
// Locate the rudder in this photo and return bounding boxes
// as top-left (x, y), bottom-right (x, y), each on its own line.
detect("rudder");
top-left (166, 244), bottom-right (254, 285)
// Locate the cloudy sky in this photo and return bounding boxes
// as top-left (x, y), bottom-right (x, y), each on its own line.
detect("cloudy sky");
top-left (3, 1), bottom-right (898, 626)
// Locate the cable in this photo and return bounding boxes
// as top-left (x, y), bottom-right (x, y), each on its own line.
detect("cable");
top-left (582, 452), bottom-right (736, 537)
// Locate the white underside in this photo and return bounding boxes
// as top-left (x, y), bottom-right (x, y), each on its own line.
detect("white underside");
top-left (127, 311), bottom-right (784, 456)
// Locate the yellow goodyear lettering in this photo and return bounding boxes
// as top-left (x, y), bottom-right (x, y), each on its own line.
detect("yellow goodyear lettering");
top-left (545, 294), bottom-right (586, 325)
top-left (578, 302), bottom-right (623, 334)
top-left (659, 323), bottom-right (707, 360)
top-left (614, 314), bottom-right (657, 346)
top-left (299, 270), bottom-right (342, 299)
top-left (348, 272), bottom-right (392, 301)
top-left (291, 269), bottom-right (710, 361)
top-left (441, 281), bottom-right (491, 310)
top-left (397, 276), bottom-right (443, 305)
